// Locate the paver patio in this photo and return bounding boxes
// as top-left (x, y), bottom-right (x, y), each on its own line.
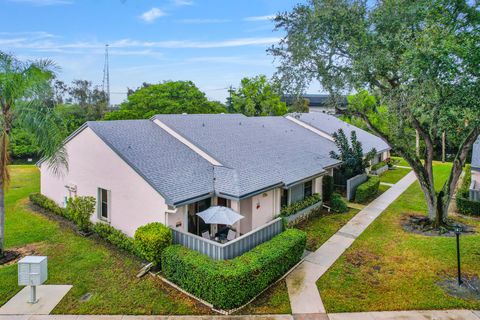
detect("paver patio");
top-left (286, 171), bottom-right (418, 314)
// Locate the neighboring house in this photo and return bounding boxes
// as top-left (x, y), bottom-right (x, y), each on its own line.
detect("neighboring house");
top-left (283, 94), bottom-right (347, 114)
top-left (39, 113), bottom-right (389, 259)
top-left (470, 137), bottom-right (480, 201)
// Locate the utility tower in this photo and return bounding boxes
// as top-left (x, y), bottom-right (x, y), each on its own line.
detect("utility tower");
top-left (102, 44), bottom-right (110, 109)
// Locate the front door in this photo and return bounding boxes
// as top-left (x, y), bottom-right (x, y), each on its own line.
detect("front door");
top-left (187, 198), bottom-right (211, 236)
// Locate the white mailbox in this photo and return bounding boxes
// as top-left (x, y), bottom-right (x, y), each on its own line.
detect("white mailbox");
top-left (18, 256), bottom-right (48, 286)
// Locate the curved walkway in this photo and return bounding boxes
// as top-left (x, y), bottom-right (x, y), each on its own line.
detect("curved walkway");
top-left (286, 171), bottom-right (418, 314)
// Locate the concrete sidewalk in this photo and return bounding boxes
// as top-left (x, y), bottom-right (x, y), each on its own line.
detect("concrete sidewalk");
top-left (286, 171), bottom-right (418, 314)
top-left (0, 309), bottom-right (478, 319)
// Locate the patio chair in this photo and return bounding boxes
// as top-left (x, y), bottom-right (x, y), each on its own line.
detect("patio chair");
top-left (226, 229), bottom-right (236, 241)
top-left (201, 231), bottom-right (211, 240)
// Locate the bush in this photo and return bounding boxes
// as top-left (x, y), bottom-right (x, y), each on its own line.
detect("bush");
top-left (92, 222), bottom-right (136, 253)
top-left (29, 193), bottom-right (68, 218)
top-left (280, 193), bottom-right (322, 217)
top-left (161, 228), bottom-right (306, 310)
top-left (355, 176), bottom-right (380, 203)
top-left (456, 191), bottom-right (480, 216)
top-left (322, 175), bottom-right (334, 202)
top-left (331, 192), bottom-right (348, 213)
top-left (67, 196), bottom-right (96, 232)
top-left (371, 161), bottom-right (387, 171)
top-left (134, 222), bottom-right (172, 265)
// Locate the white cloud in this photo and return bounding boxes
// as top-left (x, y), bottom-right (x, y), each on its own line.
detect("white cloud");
top-left (8, 0), bottom-right (73, 5)
top-left (140, 8), bottom-right (166, 23)
top-left (243, 14), bottom-right (275, 22)
top-left (177, 18), bottom-right (230, 24)
top-left (172, 0), bottom-right (193, 6)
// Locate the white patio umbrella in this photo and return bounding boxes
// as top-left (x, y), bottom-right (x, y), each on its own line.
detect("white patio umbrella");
top-left (196, 206), bottom-right (244, 225)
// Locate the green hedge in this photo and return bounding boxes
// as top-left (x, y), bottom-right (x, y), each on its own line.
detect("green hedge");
top-left (331, 192), bottom-right (348, 213)
top-left (322, 175), bottom-right (334, 202)
top-left (92, 222), bottom-right (137, 254)
top-left (134, 222), bottom-right (172, 266)
top-left (161, 228), bottom-right (306, 310)
top-left (456, 191), bottom-right (480, 216)
top-left (29, 193), bottom-right (69, 218)
top-left (67, 196), bottom-right (96, 232)
top-left (456, 166), bottom-right (479, 216)
top-left (355, 176), bottom-right (380, 203)
top-left (371, 161), bottom-right (387, 171)
top-left (280, 193), bottom-right (321, 217)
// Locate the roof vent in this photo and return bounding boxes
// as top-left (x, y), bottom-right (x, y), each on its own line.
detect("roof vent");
top-left (239, 122), bottom-right (242, 125)
top-left (202, 123), bottom-right (205, 127)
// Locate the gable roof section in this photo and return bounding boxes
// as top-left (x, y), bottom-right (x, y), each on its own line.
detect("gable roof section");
top-left (472, 137), bottom-right (480, 171)
top-left (87, 120), bottom-right (214, 205)
top-left (153, 114), bottom-right (340, 198)
top-left (289, 113), bottom-right (390, 154)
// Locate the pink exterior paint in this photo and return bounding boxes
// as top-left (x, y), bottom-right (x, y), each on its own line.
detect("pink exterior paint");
top-left (250, 189), bottom-right (279, 230)
top-left (40, 127), bottom-right (168, 237)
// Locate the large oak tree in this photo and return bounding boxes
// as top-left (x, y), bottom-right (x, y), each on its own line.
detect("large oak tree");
top-left (271, 0), bottom-right (480, 227)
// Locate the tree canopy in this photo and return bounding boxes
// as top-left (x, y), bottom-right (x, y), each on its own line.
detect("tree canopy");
top-left (228, 75), bottom-right (287, 116)
top-left (271, 0), bottom-right (480, 226)
top-left (105, 81), bottom-right (226, 120)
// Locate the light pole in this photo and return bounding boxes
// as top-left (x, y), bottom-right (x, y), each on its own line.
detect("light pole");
top-left (454, 226), bottom-right (462, 286)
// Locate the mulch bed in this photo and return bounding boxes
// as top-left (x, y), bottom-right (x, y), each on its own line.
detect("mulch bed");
top-left (437, 275), bottom-right (480, 301)
top-left (0, 243), bottom-right (39, 266)
top-left (402, 214), bottom-right (476, 237)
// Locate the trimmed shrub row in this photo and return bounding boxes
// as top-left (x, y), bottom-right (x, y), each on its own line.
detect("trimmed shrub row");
top-left (456, 165), bottom-right (479, 216)
top-left (280, 193), bottom-right (322, 217)
top-left (29, 193), bottom-right (173, 261)
top-left (161, 228), bottom-right (307, 310)
top-left (371, 160), bottom-right (387, 171)
top-left (354, 176), bottom-right (380, 203)
top-left (92, 222), bottom-right (136, 254)
top-left (29, 193), bottom-right (68, 218)
top-left (456, 191), bottom-right (480, 216)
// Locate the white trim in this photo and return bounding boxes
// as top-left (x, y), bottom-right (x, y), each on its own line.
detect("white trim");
top-left (153, 119), bottom-right (223, 166)
top-left (285, 115), bottom-right (334, 142)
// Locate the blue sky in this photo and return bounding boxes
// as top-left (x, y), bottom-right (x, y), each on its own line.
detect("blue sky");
top-left (1, 0), bottom-right (301, 104)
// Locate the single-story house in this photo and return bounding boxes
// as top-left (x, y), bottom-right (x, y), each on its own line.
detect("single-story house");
top-left (39, 113), bottom-right (389, 259)
top-left (470, 137), bottom-right (480, 201)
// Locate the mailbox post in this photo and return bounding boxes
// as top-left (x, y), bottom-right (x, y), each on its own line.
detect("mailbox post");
top-left (18, 256), bottom-right (48, 304)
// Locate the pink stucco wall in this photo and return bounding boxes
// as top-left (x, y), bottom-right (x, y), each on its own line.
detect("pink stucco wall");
top-left (40, 127), bottom-right (168, 237)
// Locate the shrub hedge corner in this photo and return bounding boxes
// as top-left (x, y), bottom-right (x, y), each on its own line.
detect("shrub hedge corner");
top-left (355, 176), bottom-right (380, 203)
top-left (331, 192), bottom-right (348, 213)
top-left (29, 193), bottom-right (69, 218)
top-left (161, 228), bottom-right (306, 310)
top-left (134, 222), bottom-right (172, 265)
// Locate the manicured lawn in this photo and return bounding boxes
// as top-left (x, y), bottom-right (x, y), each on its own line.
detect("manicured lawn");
top-left (380, 167), bottom-right (412, 184)
top-left (238, 280), bottom-right (291, 315)
top-left (391, 156), bottom-right (411, 167)
top-left (0, 166), bottom-right (211, 315)
top-left (297, 208), bottom-right (359, 251)
top-left (240, 207), bottom-right (362, 314)
top-left (317, 162), bottom-right (480, 312)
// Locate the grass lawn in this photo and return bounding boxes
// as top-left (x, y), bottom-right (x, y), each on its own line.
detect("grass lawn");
top-left (0, 166), bottom-right (211, 315)
top-left (296, 208), bottom-right (359, 251)
top-left (380, 167), bottom-right (412, 184)
top-left (317, 161), bottom-right (480, 312)
top-left (391, 156), bottom-right (411, 167)
top-left (237, 280), bottom-right (291, 315)
top-left (240, 207), bottom-right (362, 314)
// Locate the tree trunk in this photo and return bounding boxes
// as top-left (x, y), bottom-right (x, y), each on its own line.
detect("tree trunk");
top-left (0, 180), bottom-right (4, 257)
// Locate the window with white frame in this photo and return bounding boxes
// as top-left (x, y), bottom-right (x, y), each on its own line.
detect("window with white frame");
top-left (98, 188), bottom-right (110, 220)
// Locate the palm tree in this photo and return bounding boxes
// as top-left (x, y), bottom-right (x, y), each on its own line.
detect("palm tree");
top-left (0, 52), bottom-right (67, 257)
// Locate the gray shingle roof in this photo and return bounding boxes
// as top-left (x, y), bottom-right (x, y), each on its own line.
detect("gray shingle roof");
top-left (87, 120), bottom-right (214, 205)
top-left (291, 113), bottom-right (390, 154)
top-left (153, 114), bottom-right (340, 198)
top-left (472, 137), bottom-right (480, 171)
top-left (79, 113), bottom-right (389, 206)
